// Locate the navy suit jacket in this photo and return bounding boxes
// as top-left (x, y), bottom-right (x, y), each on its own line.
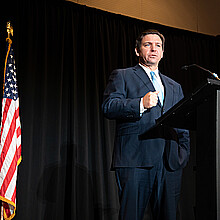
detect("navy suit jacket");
top-left (102, 64), bottom-right (190, 171)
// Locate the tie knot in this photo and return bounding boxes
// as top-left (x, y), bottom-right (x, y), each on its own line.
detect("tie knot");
top-left (150, 71), bottom-right (156, 80)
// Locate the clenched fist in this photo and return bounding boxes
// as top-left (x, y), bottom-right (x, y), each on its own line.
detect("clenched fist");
top-left (143, 91), bottom-right (159, 109)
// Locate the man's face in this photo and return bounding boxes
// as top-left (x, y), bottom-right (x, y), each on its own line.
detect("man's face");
top-left (135, 34), bottom-right (164, 68)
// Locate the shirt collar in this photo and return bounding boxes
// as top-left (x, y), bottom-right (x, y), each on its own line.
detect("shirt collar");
top-left (138, 63), bottom-right (159, 76)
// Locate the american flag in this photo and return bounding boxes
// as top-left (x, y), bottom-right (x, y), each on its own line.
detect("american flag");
top-left (0, 39), bottom-right (21, 220)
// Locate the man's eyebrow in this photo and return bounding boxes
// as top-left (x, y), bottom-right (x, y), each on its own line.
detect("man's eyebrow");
top-left (143, 41), bottom-right (162, 44)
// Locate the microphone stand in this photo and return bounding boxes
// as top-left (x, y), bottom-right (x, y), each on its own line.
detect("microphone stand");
top-left (182, 64), bottom-right (220, 81)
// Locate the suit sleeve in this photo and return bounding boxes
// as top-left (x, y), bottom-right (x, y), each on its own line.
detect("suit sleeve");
top-left (102, 69), bottom-right (141, 120)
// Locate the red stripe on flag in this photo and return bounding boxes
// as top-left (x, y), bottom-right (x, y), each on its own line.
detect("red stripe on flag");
top-left (15, 107), bottom-right (19, 118)
top-left (0, 99), bottom-right (12, 137)
top-left (16, 126), bottom-right (21, 138)
top-left (17, 145), bottom-right (21, 155)
top-left (0, 112), bottom-right (16, 171)
top-left (0, 149), bottom-right (18, 199)
top-left (11, 186), bottom-right (16, 204)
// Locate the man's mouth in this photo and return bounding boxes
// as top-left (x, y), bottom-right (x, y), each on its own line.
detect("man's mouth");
top-left (149, 54), bottom-right (157, 58)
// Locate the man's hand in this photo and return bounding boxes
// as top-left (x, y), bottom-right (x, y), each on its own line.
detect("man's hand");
top-left (143, 91), bottom-right (159, 109)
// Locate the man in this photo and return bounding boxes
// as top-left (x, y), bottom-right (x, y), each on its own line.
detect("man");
top-left (102, 29), bottom-right (190, 220)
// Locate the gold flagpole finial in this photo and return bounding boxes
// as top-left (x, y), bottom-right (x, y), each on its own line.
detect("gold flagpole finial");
top-left (6, 21), bottom-right (13, 39)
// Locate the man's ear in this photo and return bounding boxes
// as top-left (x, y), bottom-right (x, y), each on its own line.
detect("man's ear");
top-left (135, 48), bottom-right (139, 57)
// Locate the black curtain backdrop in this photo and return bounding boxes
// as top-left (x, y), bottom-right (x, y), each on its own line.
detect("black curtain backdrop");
top-left (0, 1), bottom-right (219, 219)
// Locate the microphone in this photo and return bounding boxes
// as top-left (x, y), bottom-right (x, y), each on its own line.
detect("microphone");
top-left (181, 64), bottom-right (220, 80)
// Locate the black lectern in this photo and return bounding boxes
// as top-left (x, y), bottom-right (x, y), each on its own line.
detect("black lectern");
top-left (154, 78), bottom-right (220, 219)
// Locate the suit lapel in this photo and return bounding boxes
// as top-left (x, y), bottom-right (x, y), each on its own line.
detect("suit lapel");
top-left (160, 73), bottom-right (174, 112)
top-left (133, 65), bottom-right (155, 92)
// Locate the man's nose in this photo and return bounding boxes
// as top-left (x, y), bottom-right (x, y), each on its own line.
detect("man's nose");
top-left (151, 44), bottom-right (156, 51)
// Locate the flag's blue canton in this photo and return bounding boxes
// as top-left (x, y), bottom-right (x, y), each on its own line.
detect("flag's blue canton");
top-left (3, 47), bottom-right (18, 101)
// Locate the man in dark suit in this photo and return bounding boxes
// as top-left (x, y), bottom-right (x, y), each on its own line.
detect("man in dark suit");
top-left (102, 29), bottom-right (190, 220)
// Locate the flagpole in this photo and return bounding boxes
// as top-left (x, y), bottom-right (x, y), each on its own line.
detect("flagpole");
top-left (6, 21), bottom-right (13, 39)
top-left (3, 22), bottom-right (13, 93)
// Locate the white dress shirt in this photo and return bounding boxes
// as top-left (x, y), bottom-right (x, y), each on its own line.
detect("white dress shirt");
top-left (139, 63), bottom-right (164, 114)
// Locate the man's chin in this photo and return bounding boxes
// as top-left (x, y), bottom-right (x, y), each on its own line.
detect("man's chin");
top-left (140, 59), bottom-right (159, 67)
top-left (145, 61), bottom-right (158, 66)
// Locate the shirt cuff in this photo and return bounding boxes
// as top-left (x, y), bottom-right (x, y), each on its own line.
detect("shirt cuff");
top-left (140, 97), bottom-right (146, 115)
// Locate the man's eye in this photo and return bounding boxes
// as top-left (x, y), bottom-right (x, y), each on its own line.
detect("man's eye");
top-left (157, 44), bottom-right (161, 47)
top-left (144, 43), bottom-right (150, 47)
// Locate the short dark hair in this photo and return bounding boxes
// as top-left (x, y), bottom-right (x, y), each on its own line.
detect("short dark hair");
top-left (135, 29), bottom-right (165, 52)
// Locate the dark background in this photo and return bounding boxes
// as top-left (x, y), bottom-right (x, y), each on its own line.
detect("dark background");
top-left (0, 0), bottom-right (220, 219)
